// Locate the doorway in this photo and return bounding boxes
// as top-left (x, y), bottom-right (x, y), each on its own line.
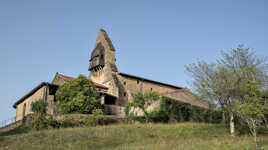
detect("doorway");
top-left (22, 103), bottom-right (26, 117)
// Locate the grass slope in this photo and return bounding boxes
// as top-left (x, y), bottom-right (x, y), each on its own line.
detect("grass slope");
top-left (0, 123), bottom-right (267, 150)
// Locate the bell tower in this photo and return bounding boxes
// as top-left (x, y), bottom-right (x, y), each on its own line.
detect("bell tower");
top-left (88, 29), bottom-right (118, 85)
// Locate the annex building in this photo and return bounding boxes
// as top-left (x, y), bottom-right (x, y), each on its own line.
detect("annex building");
top-left (13, 29), bottom-right (208, 121)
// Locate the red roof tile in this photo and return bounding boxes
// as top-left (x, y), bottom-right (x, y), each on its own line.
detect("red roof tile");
top-left (56, 73), bottom-right (108, 89)
top-left (56, 73), bottom-right (74, 81)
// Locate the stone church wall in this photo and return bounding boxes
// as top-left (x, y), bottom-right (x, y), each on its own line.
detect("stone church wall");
top-left (115, 74), bottom-right (179, 106)
top-left (52, 75), bottom-right (66, 85)
top-left (164, 91), bottom-right (209, 108)
top-left (15, 87), bottom-right (45, 121)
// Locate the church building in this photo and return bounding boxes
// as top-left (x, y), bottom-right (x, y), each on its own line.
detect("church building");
top-left (13, 29), bottom-right (208, 121)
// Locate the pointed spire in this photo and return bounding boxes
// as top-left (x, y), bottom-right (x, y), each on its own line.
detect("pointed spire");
top-left (95, 29), bottom-right (115, 51)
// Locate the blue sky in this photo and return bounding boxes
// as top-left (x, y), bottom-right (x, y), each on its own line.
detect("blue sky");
top-left (1, 0), bottom-right (267, 121)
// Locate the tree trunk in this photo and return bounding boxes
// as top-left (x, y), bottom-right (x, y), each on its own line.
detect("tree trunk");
top-left (253, 129), bottom-right (258, 150)
top-left (230, 112), bottom-right (235, 136)
top-left (143, 110), bottom-right (149, 123)
top-left (250, 120), bottom-right (258, 150)
top-left (221, 107), bottom-right (226, 124)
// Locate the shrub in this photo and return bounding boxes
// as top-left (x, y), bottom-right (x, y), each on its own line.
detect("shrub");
top-left (30, 115), bottom-right (48, 130)
top-left (55, 75), bottom-right (101, 114)
top-left (126, 96), bottom-right (222, 124)
top-left (30, 99), bottom-right (50, 130)
top-left (31, 99), bottom-right (48, 116)
top-left (126, 91), bottom-right (159, 123)
top-left (30, 115), bottom-right (60, 130)
top-left (56, 114), bottom-right (118, 127)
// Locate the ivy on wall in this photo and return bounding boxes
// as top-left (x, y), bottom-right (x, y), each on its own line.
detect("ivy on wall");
top-left (126, 96), bottom-right (222, 123)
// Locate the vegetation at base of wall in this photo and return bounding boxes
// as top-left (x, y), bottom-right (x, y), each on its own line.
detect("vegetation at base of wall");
top-left (155, 96), bottom-right (222, 123)
top-left (126, 91), bottom-right (159, 123)
top-left (24, 101), bottom-right (118, 130)
top-left (30, 115), bottom-right (59, 130)
top-left (126, 96), bottom-right (222, 124)
top-left (30, 111), bottom-right (118, 130)
top-left (1, 123), bottom-right (267, 150)
top-left (57, 114), bottom-right (118, 128)
top-left (30, 99), bottom-right (51, 130)
top-left (55, 75), bottom-right (101, 114)
top-left (31, 99), bottom-right (48, 115)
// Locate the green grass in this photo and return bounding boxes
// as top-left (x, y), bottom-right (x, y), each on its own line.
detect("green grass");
top-left (0, 123), bottom-right (267, 150)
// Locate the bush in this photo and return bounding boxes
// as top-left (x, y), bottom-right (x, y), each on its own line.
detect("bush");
top-left (126, 96), bottom-right (222, 124)
top-left (30, 99), bottom-right (51, 130)
top-left (31, 99), bottom-right (47, 115)
top-left (30, 115), bottom-right (60, 130)
top-left (56, 112), bottom-right (118, 128)
top-left (30, 115), bottom-right (48, 130)
top-left (55, 75), bottom-right (101, 114)
top-left (126, 92), bottom-right (159, 123)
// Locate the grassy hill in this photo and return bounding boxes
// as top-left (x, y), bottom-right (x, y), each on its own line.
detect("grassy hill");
top-left (0, 123), bottom-right (267, 150)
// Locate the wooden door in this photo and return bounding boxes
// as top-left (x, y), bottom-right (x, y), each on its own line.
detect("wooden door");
top-left (22, 103), bottom-right (26, 117)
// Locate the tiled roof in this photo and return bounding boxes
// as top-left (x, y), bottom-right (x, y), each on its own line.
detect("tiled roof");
top-left (56, 73), bottom-right (74, 81)
top-left (13, 73), bottom-right (109, 109)
top-left (56, 73), bottom-right (108, 89)
top-left (13, 82), bottom-right (58, 108)
top-left (94, 82), bottom-right (108, 89)
top-left (119, 72), bottom-right (183, 90)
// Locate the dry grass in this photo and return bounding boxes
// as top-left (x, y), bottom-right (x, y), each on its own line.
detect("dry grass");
top-left (0, 123), bottom-right (267, 150)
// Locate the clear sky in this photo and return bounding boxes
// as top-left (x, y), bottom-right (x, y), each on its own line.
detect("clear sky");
top-left (1, 0), bottom-right (267, 121)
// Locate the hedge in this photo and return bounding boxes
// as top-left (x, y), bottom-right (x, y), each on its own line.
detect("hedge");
top-left (126, 96), bottom-right (222, 124)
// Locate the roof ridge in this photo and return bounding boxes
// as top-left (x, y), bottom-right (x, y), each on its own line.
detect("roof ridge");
top-left (118, 72), bottom-right (183, 90)
top-left (56, 73), bottom-right (74, 79)
top-left (13, 82), bottom-right (58, 108)
top-left (161, 88), bottom-right (192, 95)
top-left (55, 73), bottom-right (108, 89)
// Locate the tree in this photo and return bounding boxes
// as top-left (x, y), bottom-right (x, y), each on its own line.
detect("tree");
top-left (186, 62), bottom-right (230, 123)
top-left (127, 91), bottom-right (159, 123)
top-left (219, 45), bottom-right (268, 136)
top-left (235, 79), bottom-right (268, 150)
top-left (186, 45), bottom-right (268, 137)
top-left (30, 99), bottom-right (49, 130)
top-left (260, 90), bottom-right (268, 125)
top-left (55, 74), bottom-right (101, 114)
top-left (31, 99), bottom-right (48, 116)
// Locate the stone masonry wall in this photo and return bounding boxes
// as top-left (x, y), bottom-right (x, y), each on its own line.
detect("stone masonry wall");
top-left (15, 87), bottom-right (45, 121)
top-left (115, 74), bottom-right (178, 106)
top-left (52, 76), bottom-right (66, 86)
top-left (163, 90), bottom-right (209, 108)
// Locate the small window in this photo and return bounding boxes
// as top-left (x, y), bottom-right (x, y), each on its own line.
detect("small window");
top-left (124, 92), bottom-right (127, 96)
top-left (101, 55), bottom-right (104, 59)
top-left (124, 81), bottom-right (126, 85)
top-left (150, 88), bottom-right (153, 91)
top-left (137, 80), bottom-right (139, 84)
